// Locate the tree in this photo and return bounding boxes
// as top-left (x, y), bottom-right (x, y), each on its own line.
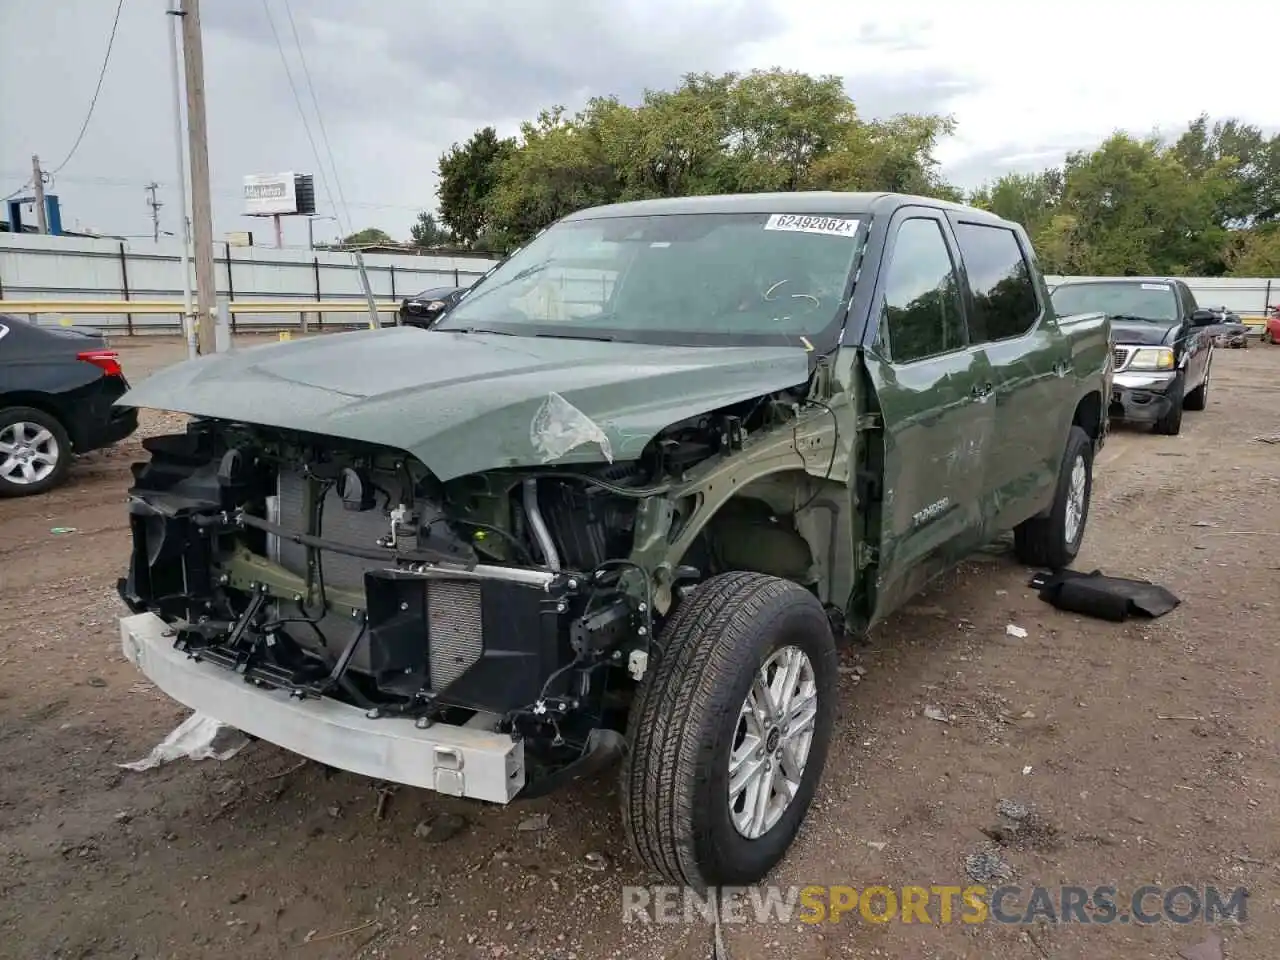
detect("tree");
top-left (342, 227), bottom-right (392, 246)
top-left (410, 211), bottom-right (450, 248)
top-left (968, 169), bottom-right (1063, 239)
top-left (436, 126), bottom-right (516, 245)
top-left (465, 69), bottom-right (962, 246)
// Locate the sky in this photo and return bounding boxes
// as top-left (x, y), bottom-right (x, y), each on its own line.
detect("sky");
top-left (1, 0), bottom-right (1276, 247)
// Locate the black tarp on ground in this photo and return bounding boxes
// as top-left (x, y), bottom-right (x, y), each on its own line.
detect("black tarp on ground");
top-left (1029, 569), bottom-right (1181, 622)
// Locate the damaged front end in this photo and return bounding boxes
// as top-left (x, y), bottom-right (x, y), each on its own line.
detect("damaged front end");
top-left (117, 408), bottom-right (744, 801)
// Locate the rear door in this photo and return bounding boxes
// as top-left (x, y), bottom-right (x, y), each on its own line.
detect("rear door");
top-left (859, 207), bottom-right (994, 623)
top-left (950, 219), bottom-right (1071, 530)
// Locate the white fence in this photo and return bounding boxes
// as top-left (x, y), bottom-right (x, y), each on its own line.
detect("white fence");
top-left (2, 232), bottom-right (1276, 333)
top-left (0, 233), bottom-right (502, 332)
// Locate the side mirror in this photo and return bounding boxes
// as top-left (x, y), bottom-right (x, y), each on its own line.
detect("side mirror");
top-left (1191, 309), bottom-right (1217, 326)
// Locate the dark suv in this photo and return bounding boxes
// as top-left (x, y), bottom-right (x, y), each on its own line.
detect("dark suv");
top-left (1050, 277), bottom-right (1216, 436)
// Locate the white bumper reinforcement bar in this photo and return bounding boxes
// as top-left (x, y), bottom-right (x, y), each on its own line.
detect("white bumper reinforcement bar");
top-left (119, 612), bottom-right (526, 803)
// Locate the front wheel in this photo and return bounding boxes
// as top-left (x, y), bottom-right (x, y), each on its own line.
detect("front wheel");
top-left (1013, 425), bottom-right (1094, 570)
top-left (1152, 373), bottom-right (1185, 435)
top-left (621, 571), bottom-right (838, 888)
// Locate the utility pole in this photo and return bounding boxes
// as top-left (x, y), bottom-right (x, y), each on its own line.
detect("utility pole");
top-left (145, 181), bottom-right (163, 242)
top-left (166, 0), bottom-right (196, 361)
top-left (178, 0), bottom-right (216, 355)
top-left (31, 155), bottom-right (48, 234)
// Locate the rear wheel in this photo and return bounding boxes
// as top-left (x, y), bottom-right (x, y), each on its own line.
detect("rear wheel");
top-left (1183, 360), bottom-right (1211, 411)
top-left (1013, 425), bottom-right (1094, 570)
top-left (0, 406), bottom-right (72, 497)
top-left (621, 571), bottom-right (838, 888)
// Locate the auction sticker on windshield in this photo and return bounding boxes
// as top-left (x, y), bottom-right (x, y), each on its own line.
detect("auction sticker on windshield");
top-left (1141, 283), bottom-right (1171, 291)
top-left (764, 214), bottom-right (860, 237)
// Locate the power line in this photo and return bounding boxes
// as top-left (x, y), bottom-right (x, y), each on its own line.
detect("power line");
top-left (259, 0), bottom-right (345, 236)
top-left (282, 0), bottom-right (353, 233)
top-left (51, 0), bottom-right (126, 175)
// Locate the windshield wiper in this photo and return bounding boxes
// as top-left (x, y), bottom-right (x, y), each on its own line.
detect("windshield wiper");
top-left (1106, 313), bottom-right (1167, 323)
top-left (532, 331), bottom-right (616, 342)
top-left (448, 327), bottom-right (518, 336)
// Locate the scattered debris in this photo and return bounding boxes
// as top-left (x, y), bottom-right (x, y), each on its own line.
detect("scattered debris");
top-left (252, 758), bottom-right (308, 784)
top-left (119, 713), bottom-right (249, 772)
top-left (923, 705), bottom-right (949, 723)
top-left (518, 813), bottom-right (551, 832)
top-left (413, 812), bottom-right (468, 843)
top-left (1191, 520), bottom-right (1216, 528)
top-left (113, 810), bottom-right (133, 824)
top-left (1029, 568), bottom-right (1179, 622)
top-left (866, 840), bottom-right (887, 852)
top-left (86, 677), bottom-right (107, 688)
top-left (1234, 854), bottom-right (1267, 865)
top-left (49, 527), bottom-right (77, 535)
top-left (303, 919), bottom-right (376, 944)
top-left (1253, 435), bottom-right (1280, 444)
top-left (583, 851), bottom-right (610, 872)
top-left (1005, 624), bottom-right (1028, 639)
top-left (997, 799), bottom-right (1028, 821)
top-left (326, 805), bottom-right (342, 818)
top-left (374, 783), bottom-right (396, 820)
top-left (1019, 710), bottom-right (1036, 719)
top-left (1178, 931), bottom-right (1224, 960)
top-left (1157, 714), bottom-right (1204, 722)
top-left (964, 848), bottom-right (1013, 883)
top-left (1022, 765), bottom-right (1033, 776)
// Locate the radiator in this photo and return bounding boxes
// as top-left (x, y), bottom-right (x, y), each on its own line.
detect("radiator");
top-left (270, 468), bottom-right (483, 688)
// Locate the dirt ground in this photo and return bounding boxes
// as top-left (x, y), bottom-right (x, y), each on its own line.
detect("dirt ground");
top-left (1, 334), bottom-right (1277, 960)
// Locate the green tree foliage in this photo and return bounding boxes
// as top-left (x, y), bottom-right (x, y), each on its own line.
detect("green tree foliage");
top-left (970, 122), bottom-right (1280, 277)
top-left (436, 126), bottom-right (517, 245)
top-left (342, 227), bottom-right (392, 246)
top-left (435, 69), bottom-right (1280, 276)
top-left (454, 69), bottom-right (959, 248)
top-left (409, 211), bottom-right (451, 248)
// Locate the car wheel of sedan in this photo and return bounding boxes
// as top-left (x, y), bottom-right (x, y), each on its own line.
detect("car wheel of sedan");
top-left (1014, 425), bottom-right (1094, 570)
top-left (0, 406), bottom-right (72, 497)
top-left (621, 571), bottom-right (838, 888)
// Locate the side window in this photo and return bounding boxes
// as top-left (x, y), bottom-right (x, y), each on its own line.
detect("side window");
top-left (954, 223), bottom-right (1039, 343)
top-left (880, 218), bottom-right (966, 364)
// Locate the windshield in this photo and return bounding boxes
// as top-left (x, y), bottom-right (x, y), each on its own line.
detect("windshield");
top-left (1050, 281), bottom-right (1178, 323)
top-left (435, 212), bottom-right (865, 347)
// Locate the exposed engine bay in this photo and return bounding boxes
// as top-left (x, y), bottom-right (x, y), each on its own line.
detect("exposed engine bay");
top-left (118, 387), bottom-right (827, 789)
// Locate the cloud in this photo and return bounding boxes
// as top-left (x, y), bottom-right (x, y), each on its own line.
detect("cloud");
top-left (2, 0), bottom-right (1277, 244)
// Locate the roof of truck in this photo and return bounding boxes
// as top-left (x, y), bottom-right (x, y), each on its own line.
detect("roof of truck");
top-left (563, 191), bottom-right (1008, 223)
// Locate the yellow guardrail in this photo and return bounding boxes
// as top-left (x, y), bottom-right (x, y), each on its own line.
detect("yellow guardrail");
top-left (0, 299), bottom-right (400, 315)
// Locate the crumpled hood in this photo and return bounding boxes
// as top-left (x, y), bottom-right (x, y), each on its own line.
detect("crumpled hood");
top-left (1110, 320), bottom-right (1177, 346)
top-left (117, 326), bottom-right (811, 481)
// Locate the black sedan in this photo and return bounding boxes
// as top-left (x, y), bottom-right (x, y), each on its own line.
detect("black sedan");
top-left (0, 313), bottom-right (138, 496)
top-left (396, 286), bottom-right (465, 329)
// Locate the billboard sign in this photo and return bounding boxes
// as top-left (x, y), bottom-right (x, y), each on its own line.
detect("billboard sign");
top-left (243, 173), bottom-right (297, 216)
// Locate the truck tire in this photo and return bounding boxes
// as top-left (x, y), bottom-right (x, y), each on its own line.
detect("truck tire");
top-left (1183, 360), bottom-right (1210, 411)
top-left (621, 571), bottom-right (838, 888)
top-left (1013, 425), bottom-right (1093, 570)
top-left (0, 406), bottom-right (73, 498)
top-left (1152, 373), bottom-right (1184, 435)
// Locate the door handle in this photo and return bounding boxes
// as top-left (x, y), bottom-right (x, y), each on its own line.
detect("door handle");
top-left (971, 382), bottom-right (992, 399)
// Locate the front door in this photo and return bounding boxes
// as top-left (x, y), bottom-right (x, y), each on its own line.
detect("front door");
top-left (859, 208), bottom-right (994, 625)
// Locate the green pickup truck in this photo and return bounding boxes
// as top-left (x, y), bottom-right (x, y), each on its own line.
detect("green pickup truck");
top-left (114, 192), bottom-right (1111, 889)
